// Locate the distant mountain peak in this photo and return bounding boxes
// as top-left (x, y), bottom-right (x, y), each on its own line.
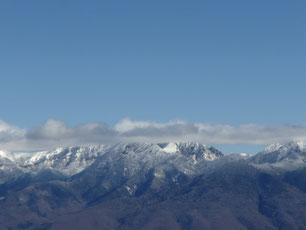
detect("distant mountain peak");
top-left (287, 140), bottom-right (306, 151)
top-left (161, 142), bottom-right (180, 153)
top-left (263, 143), bottom-right (283, 153)
top-left (158, 142), bottom-right (223, 162)
top-left (0, 150), bottom-right (10, 159)
top-left (250, 141), bottom-right (306, 170)
top-left (160, 142), bottom-right (206, 152)
top-left (263, 141), bottom-right (306, 154)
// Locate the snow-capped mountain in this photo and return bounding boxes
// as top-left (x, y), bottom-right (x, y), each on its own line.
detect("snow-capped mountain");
top-left (160, 142), bottom-right (223, 161)
top-left (249, 141), bottom-right (306, 171)
top-left (20, 145), bottom-right (110, 176)
top-left (0, 153), bottom-right (24, 184)
top-left (67, 142), bottom-right (224, 199)
top-left (68, 142), bottom-right (223, 187)
top-left (1, 141), bottom-right (306, 229)
top-left (1, 141), bottom-right (306, 181)
top-left (0, 142), bottom-right (224, 185)
top-left (2, 141), bottom-right (306, 182)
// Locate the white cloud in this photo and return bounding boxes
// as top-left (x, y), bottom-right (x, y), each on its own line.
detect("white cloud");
top-left (27, 120), bottom-right (73, 140)
top-left (1, 118), bottom-right (306, 151)
top-left (0, 120), bottom-right (26, 147)
top-left (115, 119), bottom-right (306, 144)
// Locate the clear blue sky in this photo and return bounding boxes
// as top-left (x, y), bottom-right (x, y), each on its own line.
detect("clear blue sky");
top-left (0, 1), bottom-right (305, 152)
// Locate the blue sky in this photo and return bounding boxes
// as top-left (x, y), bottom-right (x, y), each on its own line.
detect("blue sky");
top-left (0, 1), bottom-right (305, 153)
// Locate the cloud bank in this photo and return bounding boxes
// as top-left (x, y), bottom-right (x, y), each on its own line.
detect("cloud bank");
top-left (1, 118), bottom-right (306, 151)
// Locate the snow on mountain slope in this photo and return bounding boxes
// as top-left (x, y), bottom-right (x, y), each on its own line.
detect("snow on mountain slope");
top-left (262, 143), bottom-right (283, 153)
top-left (159, 142), bottom-right (223, 163)
top-left (2, 142), bottom-right (306, 230)
top-left (20, 145), bottom-right (110, 176)
top-left (0, 150), bottom-right (10, 159)
top-left (104, 142), bottom-right (223, 172)
top-left (250, 141), bottom-right (306, 171)
top-left (0, 152), bottom-right (24, 184)
top-left (2, 140), bottom-right (306, 185)
top-left (0, 142), bottom-right (224, 184)
top-left (67, 142), bottom-right (225, 199)
top-left (82, 142), bottom-right (221, 178)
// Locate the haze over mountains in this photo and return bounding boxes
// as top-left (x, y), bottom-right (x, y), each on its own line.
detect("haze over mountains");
top-left (1, 141), bottom-right (306, 230)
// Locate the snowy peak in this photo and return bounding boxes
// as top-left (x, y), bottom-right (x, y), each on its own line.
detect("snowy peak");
top-left (0, 151), bottom-right (24, 184)
top-left (21, 145), bottom-right (110, 176)
top-left (176, 142), bottom-right (206, 154)
top-left (0, 150), bottom-right (10, 159)
top-left (112, 142), bottom-right (224, 162)
top-left (0, 143), bottom-right (224, 181)
top-left (250, 141), bottom-right (306, 170)
top-left (263, 143), bottom-right (283, 153)
top-left (160, 142), bottom-right (223, 161)
top-left (263, 141), bottom-right (306, 155)
top-left (176, 142), bottom-right (223, 161)
top-left (296, 140), bottom-right (306, 150)
top-left (2, 141), bottom-right (306, 188)
top-left (161, 142), bottom-right (180, 153)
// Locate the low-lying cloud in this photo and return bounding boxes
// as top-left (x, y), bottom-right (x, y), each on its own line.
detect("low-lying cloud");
top-left (1, 118), bottom-right (306, 151)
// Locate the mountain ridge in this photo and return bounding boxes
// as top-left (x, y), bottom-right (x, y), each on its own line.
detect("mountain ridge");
top-left (1, 141), bottom-right (306, 229)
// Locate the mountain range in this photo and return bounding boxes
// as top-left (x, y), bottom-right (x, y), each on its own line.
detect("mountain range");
top-left (0, 141), bottom-right (306, 230)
